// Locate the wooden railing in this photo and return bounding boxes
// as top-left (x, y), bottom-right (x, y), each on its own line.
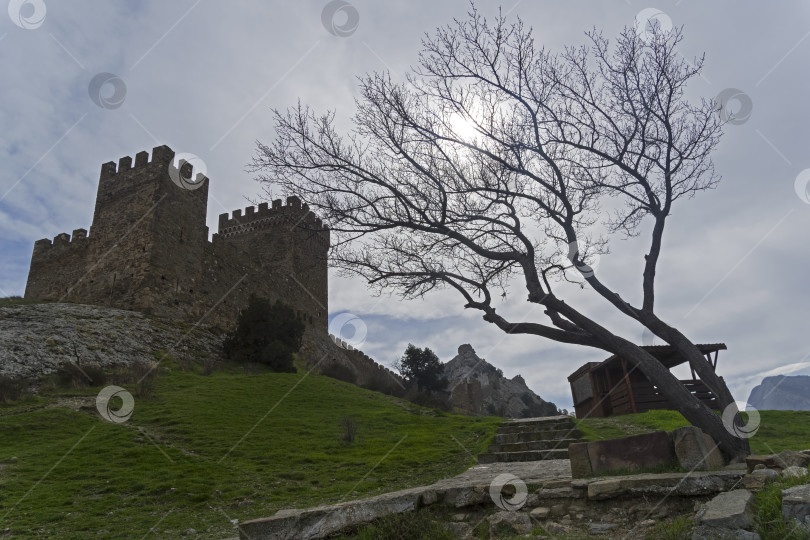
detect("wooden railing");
top-left (610, 379), bottom-right (719, 414)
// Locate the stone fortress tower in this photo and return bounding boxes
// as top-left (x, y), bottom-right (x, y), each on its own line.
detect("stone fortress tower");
top-left (24, 145), bottom-right (329, 331)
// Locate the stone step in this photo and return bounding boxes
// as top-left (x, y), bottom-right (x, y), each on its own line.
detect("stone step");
top-left (477, 449), bottom-right (570, 464)
top-left (500, 415), bottom-right (575, 427)
top-left (487, 438), bottom-right (581, 453)
top-left (496, 421), bottom-right (576, 435)
top-left (494, 428), bottom-right (583, 444)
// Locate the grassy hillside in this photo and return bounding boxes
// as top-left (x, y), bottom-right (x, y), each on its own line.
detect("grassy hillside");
top-left (576, 409), bottom-right (810, 454)
top-left (0, 360), bottom-right (500, 538)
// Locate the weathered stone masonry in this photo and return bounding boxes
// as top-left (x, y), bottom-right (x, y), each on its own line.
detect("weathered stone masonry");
top-left (24, 145), bottom-right (329, 331)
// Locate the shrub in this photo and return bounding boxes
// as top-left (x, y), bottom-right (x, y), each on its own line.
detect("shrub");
top-left (56, 362), bottom-right (106, 389)
top-left (222, 295), bottom-right (304, 373)
top-left (340, 417), bottom-right (357, 444)
top-left (131, 363), bottom-right (158, 399)
top-left (0, 376), bottom-right (27, 403)
top-left (107, 362), bottom-right (159, 399)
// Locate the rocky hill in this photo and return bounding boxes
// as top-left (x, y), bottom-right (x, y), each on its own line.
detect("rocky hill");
top-left (444, 344), bottom-right (559, 418)
top-left (0, 302), bottom-right (223, 382)
top-left (0, 301), bottom-right (404, 397)
top-left (748, 375), bottom-right (810, 410)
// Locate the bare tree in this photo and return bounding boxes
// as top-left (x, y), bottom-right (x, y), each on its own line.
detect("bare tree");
top-left (252, 8), bottom-right (749, 459)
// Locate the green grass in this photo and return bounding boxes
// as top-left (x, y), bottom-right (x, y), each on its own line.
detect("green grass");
top-left (0, 361), bottom-right (501, 538)
top-left (0, 296), bottom-right (52, 308)
top-left (575, 409), bottom-right (810, 454)
top-left (755, 471), bottom-right (810, 539)
top-left (645, 514), bottom-right (693, 540)
top-left (575, 410), bottom-right (691, 441)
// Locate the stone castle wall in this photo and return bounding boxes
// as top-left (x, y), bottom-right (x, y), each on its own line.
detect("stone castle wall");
top-left (24, 145), bottom-right (329, 331)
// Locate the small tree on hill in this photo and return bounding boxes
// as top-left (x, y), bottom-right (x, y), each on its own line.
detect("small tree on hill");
top-left (223, 295), bottom-right (304, 372)
top-left (397, 344), bottom-right (448, 393)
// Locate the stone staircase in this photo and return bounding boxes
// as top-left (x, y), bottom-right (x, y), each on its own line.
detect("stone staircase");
top-left (477, 415), bottom-right (583, 464)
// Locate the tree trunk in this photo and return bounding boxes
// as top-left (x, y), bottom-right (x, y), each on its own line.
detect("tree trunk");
top-left (615, 341), bottom-right (750, 462)
top-left (544, 296), bottom-right (750, 461)
top-left (642, 315), bottom-right (737, 410)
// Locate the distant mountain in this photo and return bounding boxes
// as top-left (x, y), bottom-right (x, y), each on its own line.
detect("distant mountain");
top-left (748, 375), bottom-right (810, 411)
top-left (444, 344), bottom-right (560, 418)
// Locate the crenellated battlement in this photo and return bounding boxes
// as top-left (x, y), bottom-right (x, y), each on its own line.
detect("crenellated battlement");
top-left (216, 196), bottom-right (329, 241)
top-left (26, 145), bottom-right (329, 334)
top-left (99, 145), bottom-right (176, 179)
top-left (32, 229), bottom-right (89, 255)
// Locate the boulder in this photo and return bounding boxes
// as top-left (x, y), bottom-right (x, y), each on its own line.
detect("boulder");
top-left (530, 506), bottom-right (551, 519)
top-left (782, 484), bottom-right (810, 531)
top-left (741, 468), bottom-right (779, 491)
top-left (782, 466), bottom-right (809, 479)
top-left (746, 449), bottom-right (810, 471)
top-left (694, 489), bottom-right (758, 531)
top-left (488, 511), bottom-right (532, 536)
top-left (672, 426), bottom-right (725, 471)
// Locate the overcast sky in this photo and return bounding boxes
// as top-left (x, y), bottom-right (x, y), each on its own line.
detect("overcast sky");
top-left (1, 1), bottom-right (808, 410)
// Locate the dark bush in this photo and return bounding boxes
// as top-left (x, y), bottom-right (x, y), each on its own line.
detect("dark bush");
top-left (0, 376), bottom-right (27, 403)
top-left (56, 362), bottom-right (106, 389)
top-left (222, 295), bottom-right (304, 372)
top-left (340, 416), bottom-right (357, 444)
top-left (396, 344), bottom-right (448, 393)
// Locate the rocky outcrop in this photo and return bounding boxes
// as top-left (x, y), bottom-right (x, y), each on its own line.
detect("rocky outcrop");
top-left (444, 344), bottom-right (559, 418)
top-left (0, 303), bottom-right (222, 381)
top-left (747, 375), bottom-right (810, 410)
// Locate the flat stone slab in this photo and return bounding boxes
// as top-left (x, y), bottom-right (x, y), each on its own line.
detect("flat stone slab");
top-left (584, 470), bottom-right (747, 500)
top-left (695, 489), bottom-right (757, 530)
top-left (238, 461), bottom-right (751, 539)
top-left (239, 460), bottom-right (571, 539)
